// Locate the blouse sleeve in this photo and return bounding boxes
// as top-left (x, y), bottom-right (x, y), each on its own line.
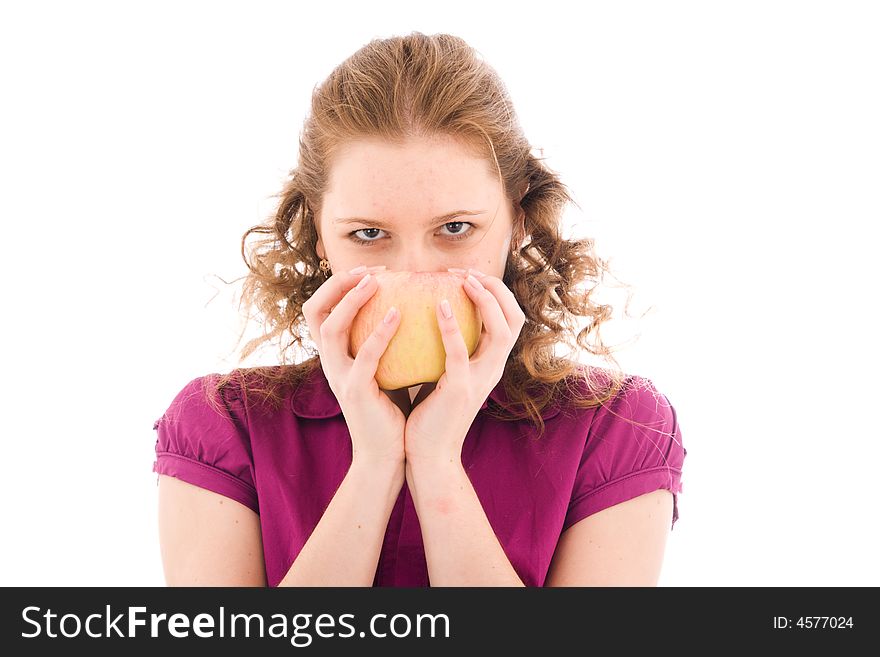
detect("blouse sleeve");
top-left (563, 376), bottom-right (687, 532)
top-left (152, 374), bottom-right (259, 515)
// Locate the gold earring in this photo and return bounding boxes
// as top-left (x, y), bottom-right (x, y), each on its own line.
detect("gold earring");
top-left (319, 258), bottom-right (331, 278)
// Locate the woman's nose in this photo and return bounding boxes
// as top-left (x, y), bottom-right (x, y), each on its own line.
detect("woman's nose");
top-left (392, 254), bottom-right (440, 273)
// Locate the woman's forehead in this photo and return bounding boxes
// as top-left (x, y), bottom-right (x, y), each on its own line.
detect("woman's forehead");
top-left (325, 141), bottom-right (501, 213)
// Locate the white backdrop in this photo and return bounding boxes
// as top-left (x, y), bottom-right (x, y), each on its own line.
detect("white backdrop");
top-left (1, 0), bottom-right (877, 586)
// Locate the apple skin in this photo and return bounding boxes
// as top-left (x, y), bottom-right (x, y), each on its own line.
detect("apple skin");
top-left (349, 271), bottom-right (482, 390)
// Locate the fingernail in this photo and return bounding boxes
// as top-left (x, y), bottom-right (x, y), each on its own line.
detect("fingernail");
top-left (356, 273), bottom-right (372, 289)
top-left (349, 265), bottom-right (367, 275)
top-left (467, 274), bottom-right (484, 289)
top-left (467, 268), bottom-right (486, 278)
top-left (447, 267), bottom-right (468, 275)
top-left (383, 306), bottom-right (398, 324)
top-left (440, 299), bottom-right (453, 319)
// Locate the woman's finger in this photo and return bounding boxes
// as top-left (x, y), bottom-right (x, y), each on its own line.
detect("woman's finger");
top-left (460, 274), bottom-right (511, 361)
top-left (349, 304), bottom-right (401, 389)
top-left (467, 270), bottom-right (526, 336)
top-left (317, 275), bottom-right (375, 375)
top-left (435, 298), bottom-right (471, 386)
top-left (302, 265), bottom-right (385, 355)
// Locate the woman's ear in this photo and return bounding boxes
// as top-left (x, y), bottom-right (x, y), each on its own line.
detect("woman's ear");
top-left (313, 208), bottom-right (326, 260)
top-left (510, 224), bottom-right (526, 253)
top-left (511, 202), bottom-right (528, 250)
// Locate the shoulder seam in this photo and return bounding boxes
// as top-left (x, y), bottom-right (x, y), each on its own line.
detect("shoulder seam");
top-left (154, 450), bottom-right (257, 498)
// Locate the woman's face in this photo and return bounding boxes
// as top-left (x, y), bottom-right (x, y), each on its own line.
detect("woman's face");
top-left (315, 135), bottom-right (518, 278)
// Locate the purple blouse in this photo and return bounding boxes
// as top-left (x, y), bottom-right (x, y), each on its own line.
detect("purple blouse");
top-left (152, 364), bottom-right (686, 587)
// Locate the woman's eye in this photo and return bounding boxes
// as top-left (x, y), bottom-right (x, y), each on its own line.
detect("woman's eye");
top-left (348, 222), bottom-right (474, 246)
top-left (439, 221), bottom-right (471, 238)
top-left (351, 227), bottom-right (383, 243)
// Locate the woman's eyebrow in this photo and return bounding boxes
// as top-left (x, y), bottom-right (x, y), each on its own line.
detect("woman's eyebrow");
top-left (333, 210), bottom-right (485, 228)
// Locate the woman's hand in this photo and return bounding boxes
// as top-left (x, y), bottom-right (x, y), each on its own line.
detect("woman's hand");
top-left (403, 268), bottom-right (527, 465)
top-left (301, 265), bottom-right (406, 468)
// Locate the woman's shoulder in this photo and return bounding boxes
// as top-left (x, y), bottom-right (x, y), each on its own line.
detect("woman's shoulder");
top-left (557, 361), bottom-right (667, 399)
top-left (152, 371), bottom-right (260, 514)
top-left (530, 361), bottom-right (678, 430)
top-left (203, 359), bottom-right (324, 411)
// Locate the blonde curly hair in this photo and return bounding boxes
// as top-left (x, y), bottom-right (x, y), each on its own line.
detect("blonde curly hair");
top-left (210, 32), bottom-right (646, 439)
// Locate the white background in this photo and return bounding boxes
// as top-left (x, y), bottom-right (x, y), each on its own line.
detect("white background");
top-left (1, 0), bottom-right (877, 586)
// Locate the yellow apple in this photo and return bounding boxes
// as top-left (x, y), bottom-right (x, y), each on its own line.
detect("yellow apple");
top-left (349, 271), bottom-right (482, 390)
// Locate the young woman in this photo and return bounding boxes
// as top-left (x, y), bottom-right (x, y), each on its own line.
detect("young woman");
top-left (153, 32), bottom-right (687, 587)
